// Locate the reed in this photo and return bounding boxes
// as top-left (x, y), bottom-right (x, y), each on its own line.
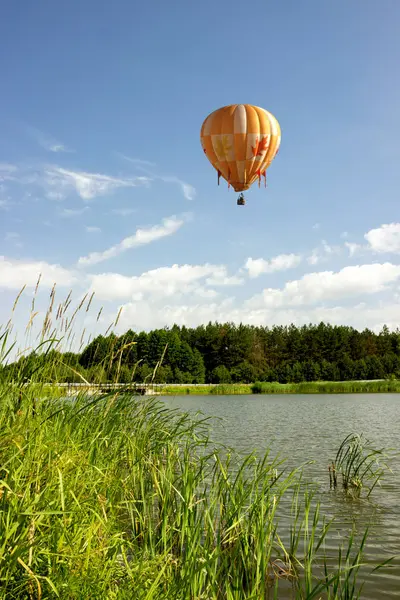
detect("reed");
top-left (329, 433), bottom-right (391, 498)
top-left (251, 380), bottom-right (400, 394)
top-left (0, 386), bottom-right (387, 598)
top-left (0, 286), bottom-right (394, 597)
top-left (158, 384), bottom-right (252, 395)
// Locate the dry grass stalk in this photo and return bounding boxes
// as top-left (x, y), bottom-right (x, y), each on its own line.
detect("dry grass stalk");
top-left (86, 292), bottom-right (95, 312)
top-left (114, 306), bottom-right (123, 327)
top-left (12, 285), bottom-right (26, 313)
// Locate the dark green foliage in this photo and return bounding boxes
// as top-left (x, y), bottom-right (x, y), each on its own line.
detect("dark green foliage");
top-left (3, 322), bottom-right (400, 384)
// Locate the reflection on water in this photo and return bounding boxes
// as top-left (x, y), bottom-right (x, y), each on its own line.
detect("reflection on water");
top-left (162, 393), bottom-right (400, 599)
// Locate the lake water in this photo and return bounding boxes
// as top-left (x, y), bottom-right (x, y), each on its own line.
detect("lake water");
top-left (162, 393), bottom-right (400, 598)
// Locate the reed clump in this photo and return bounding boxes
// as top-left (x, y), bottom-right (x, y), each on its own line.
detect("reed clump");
top-left (251, 380), bottom-right (400, 394)
top-left (0, 388), bottom-right (387, 598)
top-left (0, 285), bottom-right (393, 597)
top-left (329, 433), bottom-right (391, 499)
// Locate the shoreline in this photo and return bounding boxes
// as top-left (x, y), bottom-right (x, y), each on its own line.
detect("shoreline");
top-left (162, 380), bottom-right (400, 395)
top-left (35, 379), bottom-right (400, 397)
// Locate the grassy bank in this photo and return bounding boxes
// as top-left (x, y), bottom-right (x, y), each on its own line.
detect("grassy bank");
top-left (251, 379), bottom-right (400, 394)
top-left (0, 383), bottom-right (386, 598)
top-left (0, 290), bottom-right (395, 597)
top-left (160, 380), bottom-right (400, 395)
top-left (159, 383), bottom-right (253, 395)
top-left (26, 380), bottom-right (400, 398)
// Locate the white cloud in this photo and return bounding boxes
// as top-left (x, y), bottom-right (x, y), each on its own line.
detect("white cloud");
top-left (86, 226), bottom-right (101, 233)
top-left (89, 263), bottom-right (229, 301)
top-left (115, 298), bottom-right (234, 331)
top-left (245, 254), bottom-right (302, 278)
top-left (307, 240), bottom-right (341, 265)
top-left (312, 223), bottom-right (320, 230)
top-left (160, 176), bottom-right (196, 201)
top-left (0, 257), bottom-right (77, 289)
top-left (44, 166), bottom-right (151, 201)
top-left (364, 223), bottom-right (400, 254)
top-left (247, 263), bottom-right (400, 309)
top-left (114, 297), bottom-right (400, 333)
top-left (60, 207), bottom-right (90, 218)
top-left (345, 241), bottom-right (362, 256)
top-left (113, 294), bottom-right (400, 334)
top-left (206, 273), bottom-right (244, 286)
top-left (77, 215), bottom-right (186, 267)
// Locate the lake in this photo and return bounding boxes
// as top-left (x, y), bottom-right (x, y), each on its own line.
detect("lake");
top-left (162, 393), bottom-right (400, 599)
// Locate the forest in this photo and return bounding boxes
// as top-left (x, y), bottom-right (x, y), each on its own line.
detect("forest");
top-left (3, 322), bottom-right (400, 384)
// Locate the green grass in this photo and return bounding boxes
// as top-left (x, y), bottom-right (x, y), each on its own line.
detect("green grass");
top-left (0, 383), bottom-right (392, 598)
top-left (0, 289), bottom-right (394, 597)
top-left (32, 380), bottom-right (400, 398)
top-left (159, 383), bottom-right (253, 395)
top-left (251, 379), bottom-right (400, 394)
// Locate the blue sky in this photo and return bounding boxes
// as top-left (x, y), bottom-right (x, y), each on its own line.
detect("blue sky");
top-left (1, 0), bottom-right (400, 348)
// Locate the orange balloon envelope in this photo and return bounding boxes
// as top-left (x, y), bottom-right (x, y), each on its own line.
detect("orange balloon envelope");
top-left (200, 104), bottom-right (281, 196)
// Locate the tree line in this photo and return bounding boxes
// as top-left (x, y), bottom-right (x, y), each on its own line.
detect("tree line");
top-left (2, 322), bottom-right (400, 384)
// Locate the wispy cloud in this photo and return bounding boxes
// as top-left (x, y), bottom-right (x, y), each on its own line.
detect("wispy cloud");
top-left (44, 166), bottom-right (151, 201)
top-left (60, 206), bottom-right (90, 218)
top-left (115, 153), bottom-right (156, 168)
top-left (111, 207), bottom-right (137, 216)
top-left (86, 226), bottom-right (101, 233)
top-left (307, 240), bottom-right (341, 265)
top-left (118, 153), bottom-right (196, 201)
top-left (0, 163), bottom-right (17, 182)
top-left (77, 214), bottom-right (187, 267)
top-left (25, 125), bottom-right (73, 153)
top-left (160, 176), bottom-right (196, 201)
top-left (345, 242), bottom-right (362, 257)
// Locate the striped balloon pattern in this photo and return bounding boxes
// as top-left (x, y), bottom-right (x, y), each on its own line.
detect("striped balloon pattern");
top-left (200, 104), bottom-right (281, 193)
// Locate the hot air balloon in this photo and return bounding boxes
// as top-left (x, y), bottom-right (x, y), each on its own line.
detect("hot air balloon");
top-left (200, 104), bottom-right (281, 205)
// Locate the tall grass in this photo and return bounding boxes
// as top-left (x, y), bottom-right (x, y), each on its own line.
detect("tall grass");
top-left (0, 285), bottom-right (394, 597)
top-left (251, 380), bottom-right (400, 394)
top-left (329, 433), bottom-right (391, 498)
top-left (0, 389), bottom-right (387, 599)
top-left (157, 383), bottom-right (253, 395)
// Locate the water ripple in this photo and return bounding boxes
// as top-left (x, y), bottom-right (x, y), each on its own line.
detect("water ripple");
top-left (162, 393), bottom-right (400, 599)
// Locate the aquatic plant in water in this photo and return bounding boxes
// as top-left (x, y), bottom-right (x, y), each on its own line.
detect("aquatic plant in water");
top-left (329, 433), bottom-right (391, 498)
